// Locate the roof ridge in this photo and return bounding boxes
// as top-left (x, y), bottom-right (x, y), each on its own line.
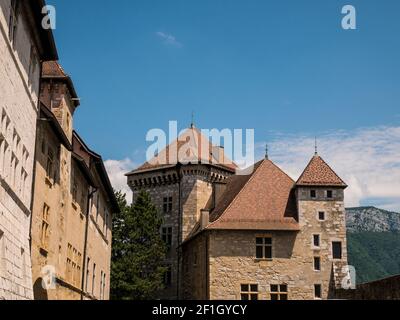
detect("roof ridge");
top-left (207, 159), bottom-right (265, 228)
top-left (268, 159), bottom-right (295, 184)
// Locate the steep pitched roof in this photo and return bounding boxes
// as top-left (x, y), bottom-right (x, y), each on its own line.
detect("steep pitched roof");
top-left (42, 61), bottom-right (68, 77)
top-left (127, 126), bottom-right (237, 175)
top-left (42, 61), bottom-right (80, 107)
top-left (296, 155), bottom-right (347, 187)
top-left (207, 159), bottom-right (299, 231)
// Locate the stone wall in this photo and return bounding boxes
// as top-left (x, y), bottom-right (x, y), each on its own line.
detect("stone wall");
top-left (296, 187), bottom-right (349, 290)
top-left (198, 185), bottom-right (349, 300)
top-left (0, 0), bottom-right (42, 300)
top-left (336, 275), bottom-right (400, 300)
top-left (31, 119), bottom-right (88, 300)
top-left (131, 177), bottom-right (181, 300)
top-left (182, 233), bottom-right (209, 300)
top-left (128, 164), bottom-right (232, 299)
top-left (86, 182), bottom-right (113, 301)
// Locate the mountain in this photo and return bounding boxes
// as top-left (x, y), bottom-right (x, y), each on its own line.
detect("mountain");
top-left (346, 207), bottom-right (400, 233)
top-left (346, 207), bottom-right (400, 284)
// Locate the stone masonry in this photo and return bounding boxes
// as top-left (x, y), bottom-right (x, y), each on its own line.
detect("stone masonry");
top-left (0, 0), bottom-right (57, 300)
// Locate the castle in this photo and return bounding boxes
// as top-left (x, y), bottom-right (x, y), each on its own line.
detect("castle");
top-left (127, 126), bottom-right (349, 300)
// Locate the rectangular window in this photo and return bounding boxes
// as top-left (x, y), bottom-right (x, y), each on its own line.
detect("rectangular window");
top-left (314, 257), bottom-right (321, 271)
top-left (163, 197), bottom-right (173, 213)
top-left (240, 284), bottom-right (258, 301)
top-left (92, 263), bottom-right (96, 295)
top-left (103, 209), bottom-right (109, 235)
top-left (100, 271), bottom-right (104, 300)
top-left (327, 190), bottom-right (333, 199)
top-left (8, 0), bottom-right (19, 43)
top-left (313, 235), bottom-right (320, 248)
top-left (162, 227), bottom-right (173, 248)
top-left (314, 284), bottom-right (322, 299)
top-left (164, 266), bottom-right (172, 287)
top-left (332, 242), bottom-right (343, 260)
top-left (72, 181), bottom-right (78, 203)
top-left (40, 204), bottom-right (50, 250)
top-left (318, 211), bottom-right (326, 221)
top-left (310, 190), bottom-right (317, 198)
top-left (85, 257), bottom-right (90, 292)
top-left (0, 230), bottom-right (5, 277)
top-left (256, 237), bottom-right (272, 259)
top-left (46, 149), bottom-right (54, 180)
top-left (103, 273), bottom-right (107, 300)
top-left (270, 284), bottom-right (288, 300)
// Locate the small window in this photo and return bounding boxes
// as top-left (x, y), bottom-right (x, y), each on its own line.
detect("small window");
top-left (332, 242), bottom-right (342, 260)
top-left (8, 0), bottom-right (19, 43)
top-left (162, 227), bottom-right (173, 248)
top-left (310, 190), bottom-right (317, 198)
top-left (314, 284), bottom-right (322, 299)
top-left (270, 284), bottom-right (288, 300)
top-left (314, 257), bottom-right (321, 271)
top-left (163, 197), bottom-right (173, 213)
top-left (318, 211), bottom-right (326, 221)
top-left (256, 237), bottom-right (272, 259)
top-left (164, 266), bottom-right (172, 287)
top-left (313, 235), bottom-right (320, 248)
top-left (240, 284), bottom-right (258, 301)
top-left (327, 190), bottom-right (333, 199)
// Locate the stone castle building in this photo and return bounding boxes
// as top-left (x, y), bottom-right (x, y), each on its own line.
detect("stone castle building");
top-left (30, 61), bottom-right (118, 300)
top-left (0, 0), bottom-right (57, 300)
top-left (127, 127), bottom-right (349, 300)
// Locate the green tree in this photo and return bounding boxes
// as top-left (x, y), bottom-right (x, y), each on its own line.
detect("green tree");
top-left (111, 190), bottom-right (167, 300)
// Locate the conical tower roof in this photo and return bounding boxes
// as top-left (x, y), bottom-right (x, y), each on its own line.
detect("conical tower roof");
top-left (296, 155), bottom-right (347, 187)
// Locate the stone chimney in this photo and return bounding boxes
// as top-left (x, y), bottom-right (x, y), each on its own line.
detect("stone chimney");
top-left (200, 209), bottom-right (210, 230)
top-left (212, 181), bottom-right (227, 209)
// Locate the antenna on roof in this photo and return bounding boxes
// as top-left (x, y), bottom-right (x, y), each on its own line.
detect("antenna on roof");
top-left (314, 136), bottom-right (318, 156)
top-left (265, 144), bottom-right (269, 160)
top-left (191, 111), bottom-right (195, 128)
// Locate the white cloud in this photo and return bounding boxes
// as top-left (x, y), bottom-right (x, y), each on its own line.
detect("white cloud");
top-left (156, 31), bottom-right (183, 47)
top-left (257, 126), bottom-right (400, 212)
top-left (104, 158), bottom-right (135, 203)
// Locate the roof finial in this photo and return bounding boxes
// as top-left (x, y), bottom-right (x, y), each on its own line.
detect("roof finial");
top-left (191, 111), bottom-right (195, 128)
top-left (265, 144), bottom-right (269, 160)
top-left (314, 136), bottom-right (318, 156)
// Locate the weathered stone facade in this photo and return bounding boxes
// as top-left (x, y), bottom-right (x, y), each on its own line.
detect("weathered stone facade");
top-left (129, 143), bottom-right (349, 300)
top-left (128, 160), bottom-right (234, 300)
top-left (0, 0), bottom-right (57, 300)
top-left (30, 62), bottom-right (117, 300)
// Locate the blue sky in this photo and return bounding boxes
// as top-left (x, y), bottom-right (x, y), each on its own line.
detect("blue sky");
top-left (49, 0), bottom-right (400, 210)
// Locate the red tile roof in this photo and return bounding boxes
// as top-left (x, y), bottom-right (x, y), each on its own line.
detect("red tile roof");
top-left (207, 159), bottom-right (299, 231)
top-left (127, 127), bottom-right (237, 175)
top-left (296, 155), bottom-right (347, 187)
top-left (42, 61), bottom-right (79, 107)
top-left (42, 61), bottom-right (68, 77)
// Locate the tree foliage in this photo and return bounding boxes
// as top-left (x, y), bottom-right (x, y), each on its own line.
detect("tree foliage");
top-left (111, 190), bottom-right (167, 300)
